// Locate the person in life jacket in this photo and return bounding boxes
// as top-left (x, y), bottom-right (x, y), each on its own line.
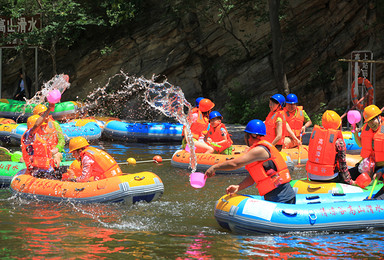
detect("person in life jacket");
top-left (67, 136), bottom-right (122, 182)
top-left (185, 98), bottom-right (215, 154)
top-left (205, 119), bottom-right (296, 204)
top-left (352, 105), bottom-right (384, 199)
top-left (283, 94), bottom-right (312, 148)
top-left (263, 94), bottom-right (300, 151)
top-left (306, 110), bottom-right (356, 185)
top-left (21, 102), bottom-right (58, 179)
top-left (33, 104), bottom-right (65, 166)
top-left (204, 111), bottom-right (233, 155)
top-left (182, 97), bottom-right (204, 146)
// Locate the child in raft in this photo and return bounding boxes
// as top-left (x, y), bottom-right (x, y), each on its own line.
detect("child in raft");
top-left (204, 111), bottom-right (233, 155)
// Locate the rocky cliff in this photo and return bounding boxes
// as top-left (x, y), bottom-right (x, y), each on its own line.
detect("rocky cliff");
top-left (2, 0), bottom-right (383, 121)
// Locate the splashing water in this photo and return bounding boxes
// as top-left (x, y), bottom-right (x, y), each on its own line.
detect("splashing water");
top-left (24, 74), bottom-right (70, 109)
top-left (84, 71), bottom-right (198, 172)
top-left (143, 75), bottom-right (197, 172)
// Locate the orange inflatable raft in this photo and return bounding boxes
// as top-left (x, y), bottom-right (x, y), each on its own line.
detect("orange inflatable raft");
top-left (171, 145), bottom-right (249, 174)
top-left (171, 145), bottom-right (295, 174)
top-left (10, 170), bottom-right (164, 204)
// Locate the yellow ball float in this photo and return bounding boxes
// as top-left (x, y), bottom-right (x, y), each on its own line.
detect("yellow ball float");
top-left (127, 157), bottom-right (136, 165)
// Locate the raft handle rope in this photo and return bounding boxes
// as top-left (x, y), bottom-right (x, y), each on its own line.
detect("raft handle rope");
top-left (308, 210), bottom-right (317, 224)
top-left (134, 176), bottom-right (145, 181)
top-left (221, 198), bottom-right (229, 203)
top-left (75, 187), bottom-right (85, 192)
top-left (307, 185), bottom-right (322, 191)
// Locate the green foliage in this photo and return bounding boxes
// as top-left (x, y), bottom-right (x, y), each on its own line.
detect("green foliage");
top-left (224, 90), bottom-right (269, 124)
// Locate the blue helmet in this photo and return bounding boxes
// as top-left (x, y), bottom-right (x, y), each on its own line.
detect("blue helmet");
top-left (209, 111), bottom-right (223, 120)
top-left (286, 93), bottom-right (298, 104)
top-left (195, 97), bottom-right (204, 107)
top-left (270, 94), bottom-right (285, 108)
top-left (244, 119), bottom-right (266, 136)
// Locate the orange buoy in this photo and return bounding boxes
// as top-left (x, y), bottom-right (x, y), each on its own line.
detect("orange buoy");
top-left (153, 155), bottom-right (162, 163)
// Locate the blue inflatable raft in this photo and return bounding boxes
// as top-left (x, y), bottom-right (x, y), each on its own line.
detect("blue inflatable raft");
top-left (214, 192), bottom-right (384, 234)
top-left (0, 120), bottom-right (102, 145)
top-left (103, 120), bottom-right (183, 143)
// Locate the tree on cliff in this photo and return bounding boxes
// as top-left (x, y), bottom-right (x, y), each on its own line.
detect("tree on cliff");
top-left (268, 0), bottom-right (289, 95)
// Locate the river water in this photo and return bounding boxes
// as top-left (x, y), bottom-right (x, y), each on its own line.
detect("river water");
top-left (1, 139), bottom-right (384, 259)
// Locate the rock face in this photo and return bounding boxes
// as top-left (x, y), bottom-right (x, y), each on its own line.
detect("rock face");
top-left (2, 0), bottom-right (383, 119)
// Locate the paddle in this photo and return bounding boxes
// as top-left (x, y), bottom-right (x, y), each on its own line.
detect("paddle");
top-left (368, 177), bottom-right (378, 200)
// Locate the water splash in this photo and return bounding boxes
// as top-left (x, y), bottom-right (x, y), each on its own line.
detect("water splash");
top-left (23, 74), bottom-right (70, 110)
top-left (84, 71), bottom-right (198, 172)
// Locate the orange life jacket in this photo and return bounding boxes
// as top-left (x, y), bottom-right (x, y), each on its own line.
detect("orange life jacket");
top-left (37, 116), bottom-right (58, 150)
top-left (263, 109), bottom-right (287, 145)
top-left (360, 122), bottom-right (384, 162)
top-left (182, 107), bottom-right (199, 137)
top-left (245, 140), bottom-right (291, 196)
top-left (189, 110), bottom-right (209, 140)
top-left (80, 146), bottom-right (122, 181)
top-left (21, 130), bottom-right (54, 170)
top-left (285, 106), bottom-right (305, 137)
top-left (306, 125), bottom-right (343, 180)
top-left (205, 122), bottom-right (233, 153)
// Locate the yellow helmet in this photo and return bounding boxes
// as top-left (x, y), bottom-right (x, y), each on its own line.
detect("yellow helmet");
top-left (69, 137), bottom-right (90, 153)
top-left (27, 115), bottom-right (40, 129)
top-left (322, 110), bottom-right (341, 130)
top-left (33, 104), bottom-right (47, 115)
top-left (363, 105), bottom-right (382, 123)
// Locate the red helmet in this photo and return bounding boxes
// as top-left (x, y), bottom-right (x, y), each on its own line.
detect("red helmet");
top-left (199, 99), bottom-right (215, 112)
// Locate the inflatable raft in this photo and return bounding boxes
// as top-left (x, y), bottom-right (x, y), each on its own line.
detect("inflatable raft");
top-left (10, 170), bottom-right (164, 204)
top-left (214, 192), bottom-right (384, 234)
top-left (290, 179), bottom-right (383, 194)
top-left (171, 145), bottom-right (295, 174)
top-left (0, 119), bottom-right (102, 145)
top-left (0, 99), bottom-right (86, 122)
top-left (103, 120), bottom-right (183, 143)
top-left (282, 145), bottom-right (361, 167)
top-left (0, 161), bottom-right (73, 188)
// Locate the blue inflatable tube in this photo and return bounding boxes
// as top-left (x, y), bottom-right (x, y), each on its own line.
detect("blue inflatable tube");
top-left (214, 192), bottom-right (384, 234)
top-left (103, 120), bottom-right (183, 143)
top-left (0, 121), bottom-right (102, 145)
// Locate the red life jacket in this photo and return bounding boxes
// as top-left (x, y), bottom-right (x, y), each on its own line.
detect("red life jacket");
top-left (21, 130), bottom-right (54, 170)
top-left (189, 110), bottom-right (209, 140)
top-left (38, 116), bottom-right (58, 150)
top-left (285, 106), bottom-right (305, 137)
top-left (245, 140), bottom-right (291, 196)
top-left (262, 109), bottom-right (287, 146)
top-left (360, 122), bottom-right (384, 162)
top-left (80, 146), bottom-right (122, 181)
top-left (205, 122), bottom-right (233, 153)
top-left (306, 125), bottom-right (343, 180)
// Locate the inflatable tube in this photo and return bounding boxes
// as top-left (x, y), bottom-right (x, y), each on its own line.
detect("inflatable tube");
top-left (0, 119), bottom-right (102, 145)
top-left (103, 120), bottom-right (183, 143)
top-left (10, 170), bottom-right (164, 204)
top-left (171, 145), bottom-right (295, 174)
top-left (342, 131), bottom-right (361, 151)
top-left (0, 99), bottom-right (86, 122)
top-left (290, 179), bottom-right (383, 194)
top-left (214, 192), bottom-right (384, 234)
top-left (0, 161), bottom-right (73, 188)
